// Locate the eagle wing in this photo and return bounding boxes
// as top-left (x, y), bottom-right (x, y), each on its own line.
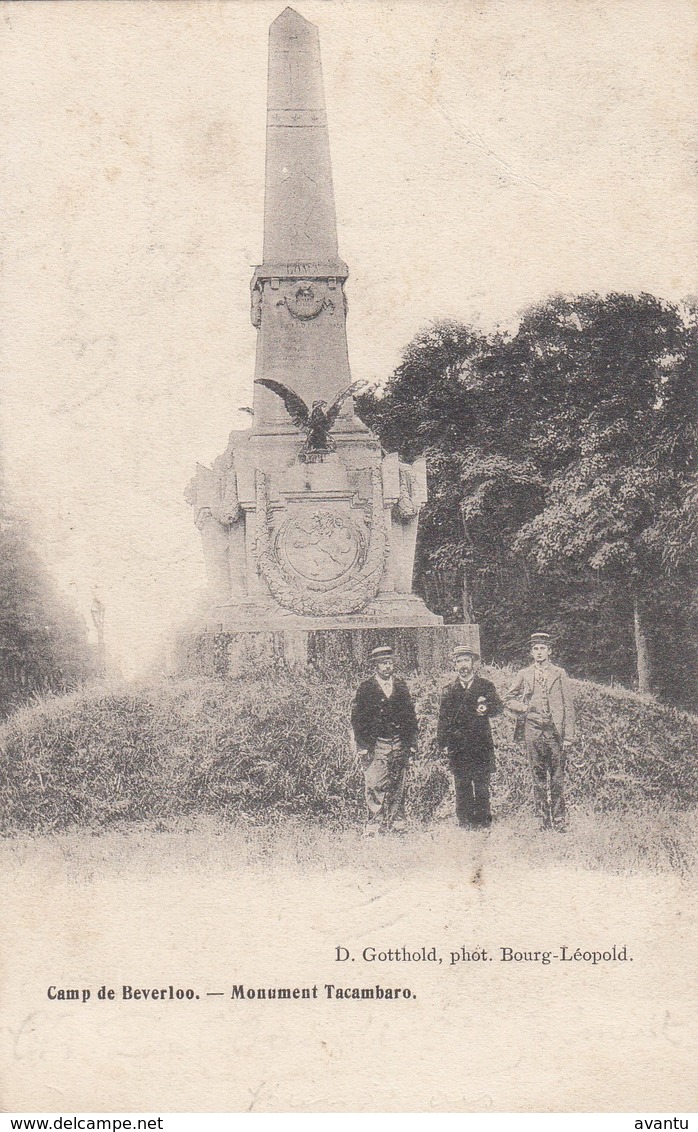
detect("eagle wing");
top-left (254, 379), bottom-right (310, 428)
top-left (323, 380), bottom-right (367, 429)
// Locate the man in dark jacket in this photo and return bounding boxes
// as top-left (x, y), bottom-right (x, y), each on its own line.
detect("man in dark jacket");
top-left (437, 645), bottom-right (504, 829)
top-left (350, 645), bottom-right (418, 836)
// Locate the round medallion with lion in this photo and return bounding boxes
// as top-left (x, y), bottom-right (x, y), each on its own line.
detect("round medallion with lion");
top-left (276, 510), bottom-right (362, 584)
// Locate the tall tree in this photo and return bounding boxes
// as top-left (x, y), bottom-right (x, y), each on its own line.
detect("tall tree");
top-left (358, 295), bottom-right (697, 707)
top-left (512, 295), bottom-right (696, 694)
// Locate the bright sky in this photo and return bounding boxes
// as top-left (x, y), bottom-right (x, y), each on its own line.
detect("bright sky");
top-left (1, 0), bottom-right (696, 676)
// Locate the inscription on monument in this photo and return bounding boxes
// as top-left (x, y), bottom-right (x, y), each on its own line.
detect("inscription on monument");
top-left (288, 263), bottom-right (327, 275)
top-left (267, 109), bottom-right (327, 128)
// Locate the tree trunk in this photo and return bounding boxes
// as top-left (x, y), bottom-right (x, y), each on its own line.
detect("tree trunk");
top-left (461, 574), bottom-right (474, 624)
top-left (633, 595), bottom-right (652, 694)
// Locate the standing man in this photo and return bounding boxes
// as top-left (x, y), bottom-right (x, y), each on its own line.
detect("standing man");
top-left (350, 645), bottom-right (418, 836)
top-left (505, 631), bottom-right (576, 832)
top-left (437, 646), bottom-right (504, 829)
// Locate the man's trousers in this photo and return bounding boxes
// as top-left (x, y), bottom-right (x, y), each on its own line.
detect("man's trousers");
top-left (525, 723), bottom-right (567, 829)
top-left (364, 738), bottom-right (408, 831)
top-left (450, 760), bottom-right (492, 828)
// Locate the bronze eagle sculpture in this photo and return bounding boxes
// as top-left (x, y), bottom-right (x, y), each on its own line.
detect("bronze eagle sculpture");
top-left (254, 378), bottom-right (366, 460)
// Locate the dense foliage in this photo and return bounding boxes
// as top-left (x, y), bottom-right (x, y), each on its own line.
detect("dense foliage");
top-left (356, 293), bottom-right (697, 708)
top-left (0, 670), bottom-right (695, 835)
top-left (0, 465), bottom-right (95, 718)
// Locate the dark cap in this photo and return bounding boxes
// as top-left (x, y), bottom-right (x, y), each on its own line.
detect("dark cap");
top-left (530, 631), bottom-right (551, 645)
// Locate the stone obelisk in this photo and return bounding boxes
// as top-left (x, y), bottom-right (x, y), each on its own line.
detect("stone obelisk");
top-left (251, 7), bottom-right (360, 434)
top-left (185, 7), bottom-right (479, 672)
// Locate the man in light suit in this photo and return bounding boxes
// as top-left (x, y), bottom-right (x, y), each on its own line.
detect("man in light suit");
top-left (505, 632), bottom-right (576, 832)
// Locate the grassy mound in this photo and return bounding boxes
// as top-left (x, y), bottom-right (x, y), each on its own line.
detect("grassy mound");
top-left (0, 668), bottom-right (696, 835)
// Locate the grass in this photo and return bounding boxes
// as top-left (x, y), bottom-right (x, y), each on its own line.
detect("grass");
top-left (1, 808), bottom-right (696, 880)
top-left (0, 667), bottom-right (696, 874)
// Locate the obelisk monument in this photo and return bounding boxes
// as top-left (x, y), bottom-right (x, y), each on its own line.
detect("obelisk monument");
top-left (252, 7), bottom-right (357, 432)
top-left (186, 7), bottom-right (478, 670)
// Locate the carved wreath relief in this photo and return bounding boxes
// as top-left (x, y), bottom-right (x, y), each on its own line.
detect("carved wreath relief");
top-left (278, 282), bottom-right (335, 320)
top-left (251, 279), bottom-right (347, 327)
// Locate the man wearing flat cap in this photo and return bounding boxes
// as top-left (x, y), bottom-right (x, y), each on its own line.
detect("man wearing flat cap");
top-left (505, 632), bottom-right (576, 831)
top-left (437, 646), bottom-right (504, 829)
top-left (350, 645), bottom-right (418, 835)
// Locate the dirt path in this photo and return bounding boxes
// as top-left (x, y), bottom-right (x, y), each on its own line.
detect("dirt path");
top-left (2, 818), bottom-right (697, 1111)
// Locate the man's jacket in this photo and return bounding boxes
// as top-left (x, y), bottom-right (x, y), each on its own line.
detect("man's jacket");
top-left (436, 675), bottom-right (504, 771)
top-left (351, 677), bottom-right (418, 751)
top-left (505, 663), bottom-right (576, 742)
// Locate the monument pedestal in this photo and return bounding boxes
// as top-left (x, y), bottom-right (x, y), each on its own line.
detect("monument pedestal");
top-left (184, 9), bottom-right (481, 675)
top-left (209, 591), bottom-right (444, 634)
top-left (178, 622), bottom-right (481, 679)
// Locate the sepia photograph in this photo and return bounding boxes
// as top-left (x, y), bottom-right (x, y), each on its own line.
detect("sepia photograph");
top-left (1, 0), bottom-right (696, 1117)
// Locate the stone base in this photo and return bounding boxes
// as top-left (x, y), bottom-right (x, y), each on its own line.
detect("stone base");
top-left (177, 622), bottom-right (481, 678)
top-left (204, 592), bottom-right (443, 633)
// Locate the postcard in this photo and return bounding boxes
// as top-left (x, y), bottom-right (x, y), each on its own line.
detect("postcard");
top-left (1, 0), bottom-right (696, 1115)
